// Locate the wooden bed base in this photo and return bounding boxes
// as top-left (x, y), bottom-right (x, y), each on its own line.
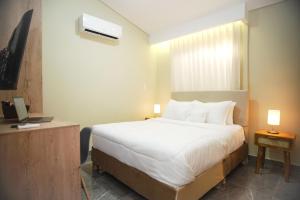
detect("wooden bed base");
top-left (91, 142), bottom-right (248, 200)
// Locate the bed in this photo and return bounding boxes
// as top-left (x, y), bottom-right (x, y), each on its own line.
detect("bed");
top-left (91, 90), bottom-right (249, 200)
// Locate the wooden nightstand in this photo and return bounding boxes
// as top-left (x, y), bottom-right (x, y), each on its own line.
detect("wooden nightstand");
top-left (255, 130), bottom-right (296, 181)
top-left (145, 116), bottom-right (157, 120)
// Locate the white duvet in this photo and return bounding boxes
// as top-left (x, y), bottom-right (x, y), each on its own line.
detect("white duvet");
top-left (92, 118), bottom-right (245, 188)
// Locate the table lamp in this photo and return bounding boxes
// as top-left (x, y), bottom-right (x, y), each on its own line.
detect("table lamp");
top-left (267, 109), bottom-right (280, 134)
top-left (154, 104), bottom-right (160, 117)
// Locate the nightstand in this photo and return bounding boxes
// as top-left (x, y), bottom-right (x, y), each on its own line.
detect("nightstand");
top-left (144, 116), bottom-right (158, 120)
top-left (255, 130), bottom-right (296, 181)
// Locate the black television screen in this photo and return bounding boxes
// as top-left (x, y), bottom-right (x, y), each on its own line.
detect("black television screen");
top-left (0, 9), bottom-right (33, 90)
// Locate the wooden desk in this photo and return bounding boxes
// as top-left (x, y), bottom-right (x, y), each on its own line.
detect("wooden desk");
top-left (0, 118), bottom-right (81, 200)
top-left (255, 130), bottom-right (296, 182)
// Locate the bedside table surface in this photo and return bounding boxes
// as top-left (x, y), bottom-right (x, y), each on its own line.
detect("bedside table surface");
top-left (255, 130), bottom-right (296, 140)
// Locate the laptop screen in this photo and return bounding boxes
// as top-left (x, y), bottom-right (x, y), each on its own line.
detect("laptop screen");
top-left (13, 97), bottom-right (28, 121)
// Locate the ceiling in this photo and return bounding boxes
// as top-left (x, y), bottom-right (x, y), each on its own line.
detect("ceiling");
top-left (101, 0), bottom-right (283, 35)
top-left (101, 0), bottom-right (243, 34)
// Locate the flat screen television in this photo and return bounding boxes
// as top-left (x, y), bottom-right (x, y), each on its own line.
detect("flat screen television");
top-left (0, 9), bottom-right (33, 90)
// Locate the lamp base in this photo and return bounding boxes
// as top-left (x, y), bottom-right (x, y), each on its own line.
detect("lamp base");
top-left (267, 130), bottom-right (279, 134)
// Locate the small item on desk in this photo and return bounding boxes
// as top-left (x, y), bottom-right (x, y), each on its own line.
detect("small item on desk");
top-left (1, 100), bottom-right (30, 119)
top-left (10, 124), bottom-right (19, 128)
top-left (17, 123), bottom-right (40, 129)
top-left (267, 130), bottom-right (279, 134)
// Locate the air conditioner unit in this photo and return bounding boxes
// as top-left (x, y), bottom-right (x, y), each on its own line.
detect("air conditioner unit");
top-left (79, 13), bottom-right (122, 39)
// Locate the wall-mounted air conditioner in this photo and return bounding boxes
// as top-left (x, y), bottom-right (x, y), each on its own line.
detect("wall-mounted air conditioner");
top-left (79, 13), bottom-right (122, 39)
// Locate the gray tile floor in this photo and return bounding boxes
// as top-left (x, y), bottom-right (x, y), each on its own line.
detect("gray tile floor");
top-left (81, 156), bottom-right (300, 200)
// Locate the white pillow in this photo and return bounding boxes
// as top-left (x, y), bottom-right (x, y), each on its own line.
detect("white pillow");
top-left (192, 100), bottom-right (233, 125)
top-left (162, 100), bottom-right (192, 121)
top-left (185, 101), bottom-right (206, 123)
top-left (226, 102), bottom-right (236, 125)
top-left (186, 110), bottom-right (207, 123)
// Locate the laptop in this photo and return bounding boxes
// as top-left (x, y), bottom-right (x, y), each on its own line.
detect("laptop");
top-left (13, 97), bottom-right (53, 123)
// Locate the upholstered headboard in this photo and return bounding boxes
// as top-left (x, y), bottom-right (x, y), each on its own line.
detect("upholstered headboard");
top-left (171, 90), bottom-right (249, 127)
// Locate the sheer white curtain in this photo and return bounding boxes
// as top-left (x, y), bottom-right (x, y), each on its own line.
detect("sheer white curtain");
top-left (170, 21), bottom-right (246, 91)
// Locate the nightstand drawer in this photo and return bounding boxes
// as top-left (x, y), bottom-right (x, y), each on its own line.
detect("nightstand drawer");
top-left (257, 137), bottom-right (290, 148)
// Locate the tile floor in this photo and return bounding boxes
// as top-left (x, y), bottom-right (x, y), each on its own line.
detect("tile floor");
top-left (81, 156), bottom-right (300, 200)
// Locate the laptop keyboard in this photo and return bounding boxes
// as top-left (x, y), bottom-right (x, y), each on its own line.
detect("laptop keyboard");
top-left (24, 117), bottom-right (53, 123)
top-left (29, 117), bottom-right (44, 120)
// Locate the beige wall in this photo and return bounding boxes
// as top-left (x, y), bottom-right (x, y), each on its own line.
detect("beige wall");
top-left (248, 0), bottom-right (300, 165)
top-left (42, 0), bottom-right (156, 128)
top-left (153, 0), bottom-right (300, 165)
top-left (152, 44), bottom-right (172, 111)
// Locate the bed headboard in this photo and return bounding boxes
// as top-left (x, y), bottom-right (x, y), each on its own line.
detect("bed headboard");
top-left (171, 90), bottom-right (249, 127)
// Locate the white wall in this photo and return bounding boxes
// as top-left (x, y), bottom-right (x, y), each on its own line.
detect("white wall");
top-left (42, 0), bottom-right (156, 128)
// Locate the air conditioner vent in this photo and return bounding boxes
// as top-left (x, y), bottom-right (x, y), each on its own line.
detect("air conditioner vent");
top-left (79, 13), bottom-right (122, 39)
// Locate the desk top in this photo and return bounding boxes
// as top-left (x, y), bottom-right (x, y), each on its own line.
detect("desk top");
top-left (0, 114), bottom-right (79, 136)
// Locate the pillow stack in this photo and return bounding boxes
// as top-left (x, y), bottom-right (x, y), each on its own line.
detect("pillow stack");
top-left (162, 99), bottom-right (236, 125)
top-left (162, 100), bottom-right (192, 121)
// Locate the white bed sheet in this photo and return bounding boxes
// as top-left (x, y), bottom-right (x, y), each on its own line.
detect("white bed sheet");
top-left (92, 118), bottom-right (245, 188)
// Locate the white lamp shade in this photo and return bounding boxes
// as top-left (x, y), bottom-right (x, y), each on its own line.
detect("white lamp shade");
top-left (267, 110), bottom-right (280, 126)
top-left (154, 104), bottom-right (160, 114)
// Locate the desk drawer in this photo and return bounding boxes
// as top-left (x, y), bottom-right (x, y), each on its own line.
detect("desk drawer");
top-left (258, 137), bottom-right (290, 148)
